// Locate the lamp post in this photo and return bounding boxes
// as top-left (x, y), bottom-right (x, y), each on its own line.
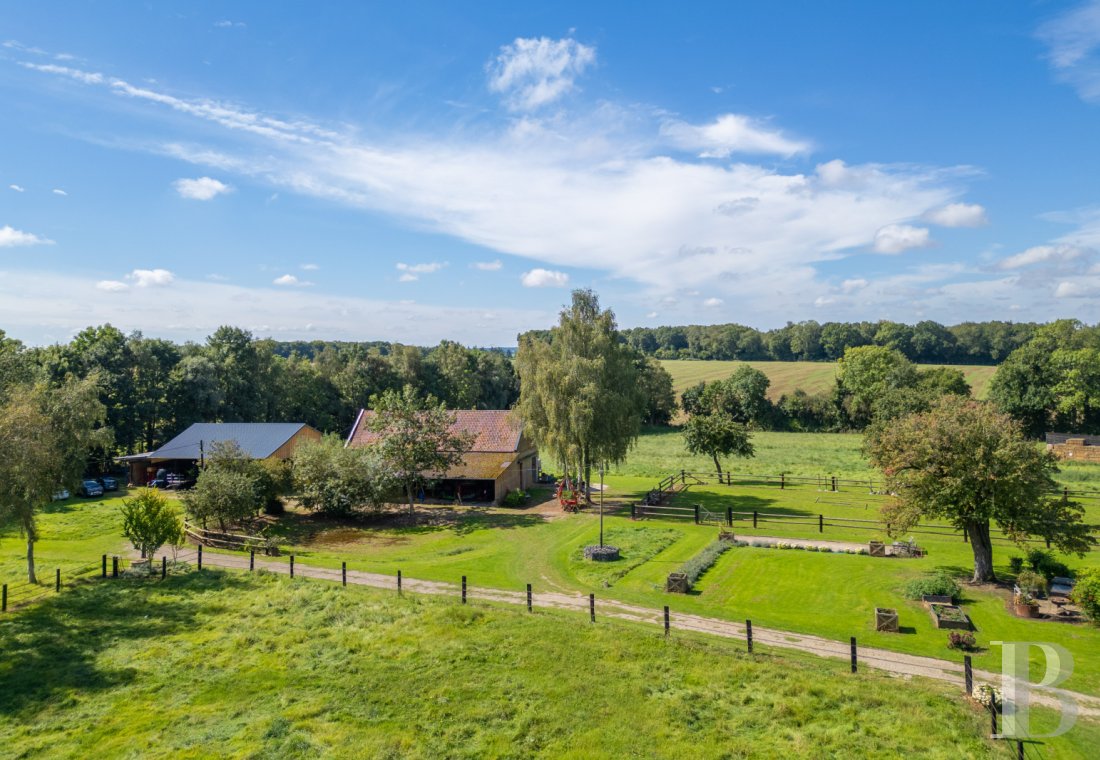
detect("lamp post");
top-left (599, 463), bottom-right (605, 548)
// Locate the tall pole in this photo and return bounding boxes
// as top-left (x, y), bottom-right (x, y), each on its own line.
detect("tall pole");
top-left (599, 463), bottom-right (605, 548)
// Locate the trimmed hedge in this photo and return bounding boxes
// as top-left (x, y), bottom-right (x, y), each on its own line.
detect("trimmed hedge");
top-left (680, 537), bottom-right (736, 588)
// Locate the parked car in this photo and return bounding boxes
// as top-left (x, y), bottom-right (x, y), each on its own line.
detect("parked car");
top-left (98, 476), bottom-right (119, 491)
top-left (79, 479), bottom-right (104, 497)
top-left (52, 488), bottom-right (70, 501)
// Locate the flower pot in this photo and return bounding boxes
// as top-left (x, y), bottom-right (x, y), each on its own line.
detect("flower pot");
top-left (1013, 602), bottom-right (1037, 618)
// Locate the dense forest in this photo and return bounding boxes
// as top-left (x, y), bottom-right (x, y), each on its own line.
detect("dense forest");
top-left (619, 319), bottom-right (1038, 364)
top-left (0, 325), bottom-right (674, 459)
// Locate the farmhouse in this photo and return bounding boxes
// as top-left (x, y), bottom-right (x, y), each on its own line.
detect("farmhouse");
top-left (118, 422), bottom-right (322, 487)
top-left (1046, 432), bottom-right (1100, 463)
top-left (346, 409), bottom-right (539, 504)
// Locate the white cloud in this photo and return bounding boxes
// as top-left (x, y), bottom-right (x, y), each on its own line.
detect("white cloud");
top-left (872, 224), bottom-right (932, 254)
top-left (0, 270), bottom-right (553, 346)
top-left (52, 188), bottom-right (67, 196)
top-left (396, 262), bottom-right (446, 275)
top-left (127, 268), bottom-right (175, 287)
top-left (214, 20), bottom-right (246, 29)
top-left (18, 62), bottom-right (103, 85)
top-left (206, 273), bottom-right (228, 281)
top-left (841, 278), bottom-right (868, 292)
top-left (488, 37), bottom-right (596, 110)
top-left (661, 114), bottom-right (810, 157)
top-left (999, 244), bottom-right (1085, 269)
top-left (472, 260), bottom-right (503, 271)
top-left (173, 176), bottom-right (232, 200)
top-left (703, 297), bottom-right (723, 307)
top-left (300, 263), bottom-right (319, 271)
top-left (923, 202), bottom-right (988, 227)
top-left (273, 274), bottom-right (312, 286)
top-left (1055, 280), bottom-right (1093, 298)
top-left (0, 225), bottom-right (53, 247)
top-left (645, 311), bottom-right (658, 318)
top-left (9, 184), bottom-right (25, 192)
top-left (521, 268), bottom-right (569, 287)
top-left (1037, 1), bottom-right (1100, 102)
top-left (814, 296), bottom-right (836, 307)
top-left (398, 273), bottom-right (418, 282)
top-left (95, 280), bottom-right (128, 292)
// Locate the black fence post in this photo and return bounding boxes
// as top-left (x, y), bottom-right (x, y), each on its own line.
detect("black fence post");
top-left (963, 529), bottom-right (968, 543)
top-left (964, 655), bottom-right (973, 696)
top-left (746, 619), bottom-right (753, 653)
top-left (631, 503), bottom-right (636, 520)
top-left (726, 507), bottom-right (732, 527)
top-left (56, 568), bottom-right (60, 592)
top-left (527, 583), bottom-right (532, 612)
top-left (112, 556), bottom-right (119, 578)
top-left (693, 504), bottom-right (700, 524)
top-left (397, 569), bottom-right (402, 594)
top-left (780, 473), bottom-right (785, 490)
top-left (818, 514), bottom-right (824, 533)
top-left (664, 606), bottom-right (670, 637)
top-left (753, 510), bottom-right (758, 529)
top-left (2, 584), bottom-right (6, 612)
top-left (197, 545), bottom-right (202, 570)
top-left (102, 554), bottom-right (107, 578)
top-left (850, 637), bottom-right (857, 673)
top-left (990, 699), bottom-right (997, 737)
top-left (462, 575), bottom-right (467, 604)
top-left (342, 561), bottom-right (347, 587)
top-left (161, 555), bottom-right (167, 580)
top-left (249, 550), bottom-right (255, 571)
top-left (290, 555), bottom-right (295, 578)
top-left (590, 593), bottom-right (595, 623)
top-left (831, 476), bottom-right (837, 493)
top-left (1016, 739), bottom-right (1023, 760)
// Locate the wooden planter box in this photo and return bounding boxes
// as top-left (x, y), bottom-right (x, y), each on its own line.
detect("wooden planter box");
top-left (922, 594), bottom-right (953, 605)
top-left (1013, 601), bottom-right (1038, 618)
top-left (929, 603), bottom-right (971, 630)
top-left (666, 572), bottom-right (689, 594)
top-left (868, 541), bottom-right (887, 557)
top-left (875, 607), bottom-right (899, 632)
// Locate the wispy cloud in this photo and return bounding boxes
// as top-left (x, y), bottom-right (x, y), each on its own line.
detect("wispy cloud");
top-left (273, 274), bottom-right (312, 286)
top-left (1037, 1), bottom-right (1100, 102)
top-left (472, 260), bottom-right (503, 271)
top-left (95, 280), bottom-right (128, 292)
top-left (127, 268), bottom-right (175, 287)
top-left (52, 188), bottom-right (67, 196)
top-left (9, 184), bottom-right (25, 192)
top-left (173, 176), bottom-right (232, 200)
top-left (488, 37), bottom-right (596, 110)
top-left (923, 202), bottom-right (988, 227)
top-left (998, 244), bottom-right (1085, 270)
top-left (521, 268), bottom-right (569, 287)
top-left (0, 225), bottom-right (53, 247)
top-left (661, 114), bottom-right (810, 157)
top-left (395, 261), bottom-right (446, 282)
top-left (300, 263), bottom-right (319, 271)
top-left (214, 20), bottom-right (246, 29)
top-left (703, 297), bottom-right (723, 307)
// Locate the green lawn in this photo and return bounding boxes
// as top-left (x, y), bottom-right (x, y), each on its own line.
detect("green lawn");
top-left (662, 359), bottom-right (999, 402)
top-left (0, 570), bottom-right (1017, 758)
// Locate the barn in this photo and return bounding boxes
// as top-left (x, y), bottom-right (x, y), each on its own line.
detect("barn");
top-left (117, 422), bottom-right (322, 487)
top-left (345, 409), bottom-right (539, 505)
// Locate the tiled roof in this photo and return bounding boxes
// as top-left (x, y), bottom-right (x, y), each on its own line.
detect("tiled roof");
top-left (348, 409), bottom-right (523, 453)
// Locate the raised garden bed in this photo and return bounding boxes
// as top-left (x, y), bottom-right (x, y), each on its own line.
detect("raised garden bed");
top-left (665, 572), bottom-right (689, 593)
top-left (921, 594), bottom-right (953, 605)
top-left (929, 603), bottom-right (971, 631)
top-left (875, 607), bottom-right (899, 632)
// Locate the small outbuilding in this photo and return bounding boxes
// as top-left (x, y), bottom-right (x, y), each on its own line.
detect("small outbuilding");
top-left (346, 409), bottom-right (539, 505)
top-left (118, 422), bottom-right (321, 487)
top-left (1046, 432), bottom-right (1100, 463)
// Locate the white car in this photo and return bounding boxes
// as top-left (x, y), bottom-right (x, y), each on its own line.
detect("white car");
top-left (52, 488), bottom-right (71, 501)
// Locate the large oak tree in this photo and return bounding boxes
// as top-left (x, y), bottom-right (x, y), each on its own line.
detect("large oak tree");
top-left (865, 395), bottom-right (1093, 582)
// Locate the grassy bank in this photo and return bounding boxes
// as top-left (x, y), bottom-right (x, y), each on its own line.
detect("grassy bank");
top-left (0, 570), bottom-right (1006, 758)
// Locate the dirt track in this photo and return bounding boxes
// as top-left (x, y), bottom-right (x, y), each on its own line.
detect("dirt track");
top-left (178, 549), bottom-right (1100, 718)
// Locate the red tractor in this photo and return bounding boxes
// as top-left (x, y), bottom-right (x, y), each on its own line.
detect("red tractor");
top-left (556, 479), bottom-right (581, 512)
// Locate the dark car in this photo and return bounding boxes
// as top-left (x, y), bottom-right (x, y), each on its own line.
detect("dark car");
top-left (79, 479), bottom-right (104, 497)
top-left (98, 476), bottom-right (119, 491)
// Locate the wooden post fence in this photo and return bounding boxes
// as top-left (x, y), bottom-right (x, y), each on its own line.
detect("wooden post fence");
top-left (112, 556), bottom-right (119, 578)
top-left (664, 606), bottom-right (670, 637)
top-left (753, 511), bottom-right (758, 529)
top-left (197, 545), bottom-right (202, 570)
top-left (2, 584), bottom-right (6, 612)
top-left (726, 507), bottom-right (732, 527)
top-left (290, 555), bottom-right (295, 578)
top-left (990, 699), bottom-right (997, 736)
top-left (631, 503), bottom-right (636, 520)
top-left (161, 555), bottom-right (167, 579)
top-left (527, 583), bottom-right (532, 612)
top-left (101, 554), bottom-right (107, 578)
top-left (746, 619), bottom-right (753, 653)
top-left (780, 473), bottom-right (785, 490)
top-left (55, 568), bottom-right (60, 592)
top-left (342, 561), bottom-right (347, 587)
top-left (964, 655), bottom-right (973, 696)
top-left (249, 550), bottom-right (255, 571)
top-left (397, 569), bottom-right (402, 594)
top-left (818, 514), bottom-right (823, 533)
top-left (693, 504), bottom-right (700, 524)
top-left (850, 637), bottom-right (857, 673)
top-left (462, 575), bottom-right (467, 604)
top-left (590, 593), bottom-right (595, 622)
top-left (831, 476), bottom-right (837, 492)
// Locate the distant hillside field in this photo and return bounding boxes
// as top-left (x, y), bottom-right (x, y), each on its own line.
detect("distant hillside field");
top-left (661, 360), bottom-right (998, 402)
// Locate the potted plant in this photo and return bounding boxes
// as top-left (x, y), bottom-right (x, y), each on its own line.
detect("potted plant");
top-left (1013, 590), bottom-right (1039, 618)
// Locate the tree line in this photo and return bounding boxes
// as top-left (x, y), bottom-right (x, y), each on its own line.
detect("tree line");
top-left (621, 319), bottom-right (1037, 364)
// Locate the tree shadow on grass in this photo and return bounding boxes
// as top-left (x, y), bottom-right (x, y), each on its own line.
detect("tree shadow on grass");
top-left (0, 571), bottom-right (251, 718)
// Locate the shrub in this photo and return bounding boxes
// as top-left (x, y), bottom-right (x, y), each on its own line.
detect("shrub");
top-left (679, 537), bottom-right (736, 588)
top-left (1026, 548), bottom-right (1050, 571)
top-left (502, 489), bottom-right (528, 508)
top-left (974, 684), bottom-right (1001, 709)
top-left (120, 488), bottom-right (184, 559)
top-left (947, 631), bottom-right (977, 651)
top-left (1008, 556), bottom-right (1024, 574)
top-left (903, 571), bottom-right (961, 602)
top-left (1014, 569), bottom-right (1046, 596)
top-left (1027, 548), bottom-right (1071, 582)
top-left (1072, 568), bottom-right (1100, 624)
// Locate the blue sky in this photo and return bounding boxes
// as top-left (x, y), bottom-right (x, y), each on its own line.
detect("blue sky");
top-left (2, 1), bottom-right (1100, 346)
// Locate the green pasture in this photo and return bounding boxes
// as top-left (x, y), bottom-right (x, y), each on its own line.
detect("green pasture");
top-left (0, 571), bottom-right (1017, 758)
top-left (661, 359), bottom-right (998, 402)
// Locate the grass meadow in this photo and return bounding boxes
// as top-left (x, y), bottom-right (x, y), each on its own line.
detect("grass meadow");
top-left (0, 570), bottom-right (1016, 758)
top-left (661, 359), bottom-right (999, 402)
